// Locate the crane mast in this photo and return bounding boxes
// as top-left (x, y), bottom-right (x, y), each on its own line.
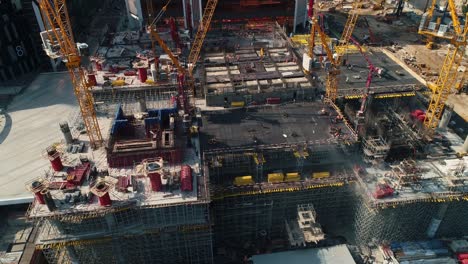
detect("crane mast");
top-left (39, 0), bottom-right (102, 148)
top-left (148, 0), bottom-right (218, 112)
top-left (325, 1), bottom-right (361, 102)
top-left (187, 0), bottom-right (219, 96)
top-left (420, 1), bottom-right (468, 134)
top-left (424, 37), bottom-right (467, 133)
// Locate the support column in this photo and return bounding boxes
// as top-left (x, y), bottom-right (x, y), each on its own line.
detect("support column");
top-left (60, 121), bottom-right (74, 144)
top-left (438, 105), bottom-right (453, 130)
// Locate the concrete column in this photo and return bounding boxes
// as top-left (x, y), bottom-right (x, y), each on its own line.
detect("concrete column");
top-left (438, 105), bottom-right (453, 130)
top-left (60, 121), bottom-right (74, 144)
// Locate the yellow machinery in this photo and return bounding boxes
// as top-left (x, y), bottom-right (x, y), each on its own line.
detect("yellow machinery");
top-left (424, 21), bottom-right (468, 134)
top-left (149, 0), bottom-right (218, 105)
top-left (284, 172), bottom-right (300, 182)
top-left (234, 176), bottom-right (254, 186)
top-left (419, 0), bottom-right (464, 49)
top-left (312, 1), bottom-right (361, 102)
top-left (312, 172), bottom-right (330, 179)
top-left (38, 0), bottom-right (102, 148)
top-left (267, 172), bottom-right (285, 183)
top-left (421, 0), bottom-right (468, 134)
top-left (185, 0), bottom-right (219, 96)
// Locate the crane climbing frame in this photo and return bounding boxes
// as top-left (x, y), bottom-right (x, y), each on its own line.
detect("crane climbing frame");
top-left (39, 0), bottom-right (103, 148)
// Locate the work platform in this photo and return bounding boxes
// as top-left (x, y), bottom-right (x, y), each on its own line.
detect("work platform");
top-left (200, 101), bottom-right (357, 152)
top-left (318, 50), bottom-right (423, 99)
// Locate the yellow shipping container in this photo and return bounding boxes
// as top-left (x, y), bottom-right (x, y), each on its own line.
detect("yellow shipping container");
top-left (234, 176), bottom-right (254, 186)
top-left (231, 101), bottom-right (245, 108)
top-left (285, 172), bottom-right (300, 182)
top-left (312, 172), bottom-right (330, 179)
top-left (268, 173), bottom-right (284, 183)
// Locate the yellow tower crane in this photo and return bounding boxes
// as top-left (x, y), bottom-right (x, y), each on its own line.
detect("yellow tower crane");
top-left (187, 0), bottom-right (219, 96)
top-left (148, 0), bottom-right (218, 110)
top-left (325, 0), bottom-right (362, 102)
top-left (423, 16), bottom-right (468, 134)
top-left (419, 0), bottom-right (465, 49)
top-left (38, 0), bottom-right (102, 148)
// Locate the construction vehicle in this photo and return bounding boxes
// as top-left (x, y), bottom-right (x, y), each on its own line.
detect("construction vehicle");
top-left (38, 0), bottom-right (103, 148)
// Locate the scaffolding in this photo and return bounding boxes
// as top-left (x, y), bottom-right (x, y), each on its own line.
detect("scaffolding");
top-left (31, 202), bottom-right (213, 264)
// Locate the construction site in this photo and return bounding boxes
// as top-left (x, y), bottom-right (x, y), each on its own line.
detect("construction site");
top-left (0, 0), bottom-right (467, 263)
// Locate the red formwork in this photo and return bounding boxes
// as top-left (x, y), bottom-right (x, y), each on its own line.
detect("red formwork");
top-left (34, 191), bottom-right (45, 204)
top-left (98, 192), bottom-right (112, 206)
top-left (50, 155), bottom-right (63, 172)
top-left (148, 172), bottom-right (162, 192)
top-left (180, 165), bottom-right (192, 192)
top-left (138, 68), bottom-right (147, 83)
top-left (87, 74), bottom-right (97, 86)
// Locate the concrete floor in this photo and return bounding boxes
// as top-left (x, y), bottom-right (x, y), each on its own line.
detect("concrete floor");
top-left (0, 72), bottom-right (78, 205)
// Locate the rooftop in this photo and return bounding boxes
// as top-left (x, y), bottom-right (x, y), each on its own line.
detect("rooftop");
top-left (200, 102), bottom-right (357, 152)
top-left (26, 145), bottom-right (205, 219)
top-left (250, 244), bottom-right (356, 264)
top-left (317, 50), bottom-right (423, 98)
top-left (0, 73), bottom-right (80, 205)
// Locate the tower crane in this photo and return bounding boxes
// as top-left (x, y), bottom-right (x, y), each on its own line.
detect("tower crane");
top-left (38, 0), bottom-right (103, 148)
top-left (418, 0), bottom-right (468, 134)
top-left (423, 15), bottom-right (468, 134)
top-left (148, 0), bottom-right (218, 111)
top-left (325, 0), bottom-right (362, 102)
top-left (418, 0), bottom-right (462, 49)
top-left (187, 0), bottom-right (219, 96)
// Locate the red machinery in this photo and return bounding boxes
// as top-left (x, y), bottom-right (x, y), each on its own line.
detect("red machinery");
top-left (349, 37), bottom-right (382, 121)
top-left (373, 183), bottom-right (394, 199)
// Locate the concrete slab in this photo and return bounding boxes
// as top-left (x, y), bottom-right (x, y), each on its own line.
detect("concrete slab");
top-left (0, 72), bottom-right (78, 205)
